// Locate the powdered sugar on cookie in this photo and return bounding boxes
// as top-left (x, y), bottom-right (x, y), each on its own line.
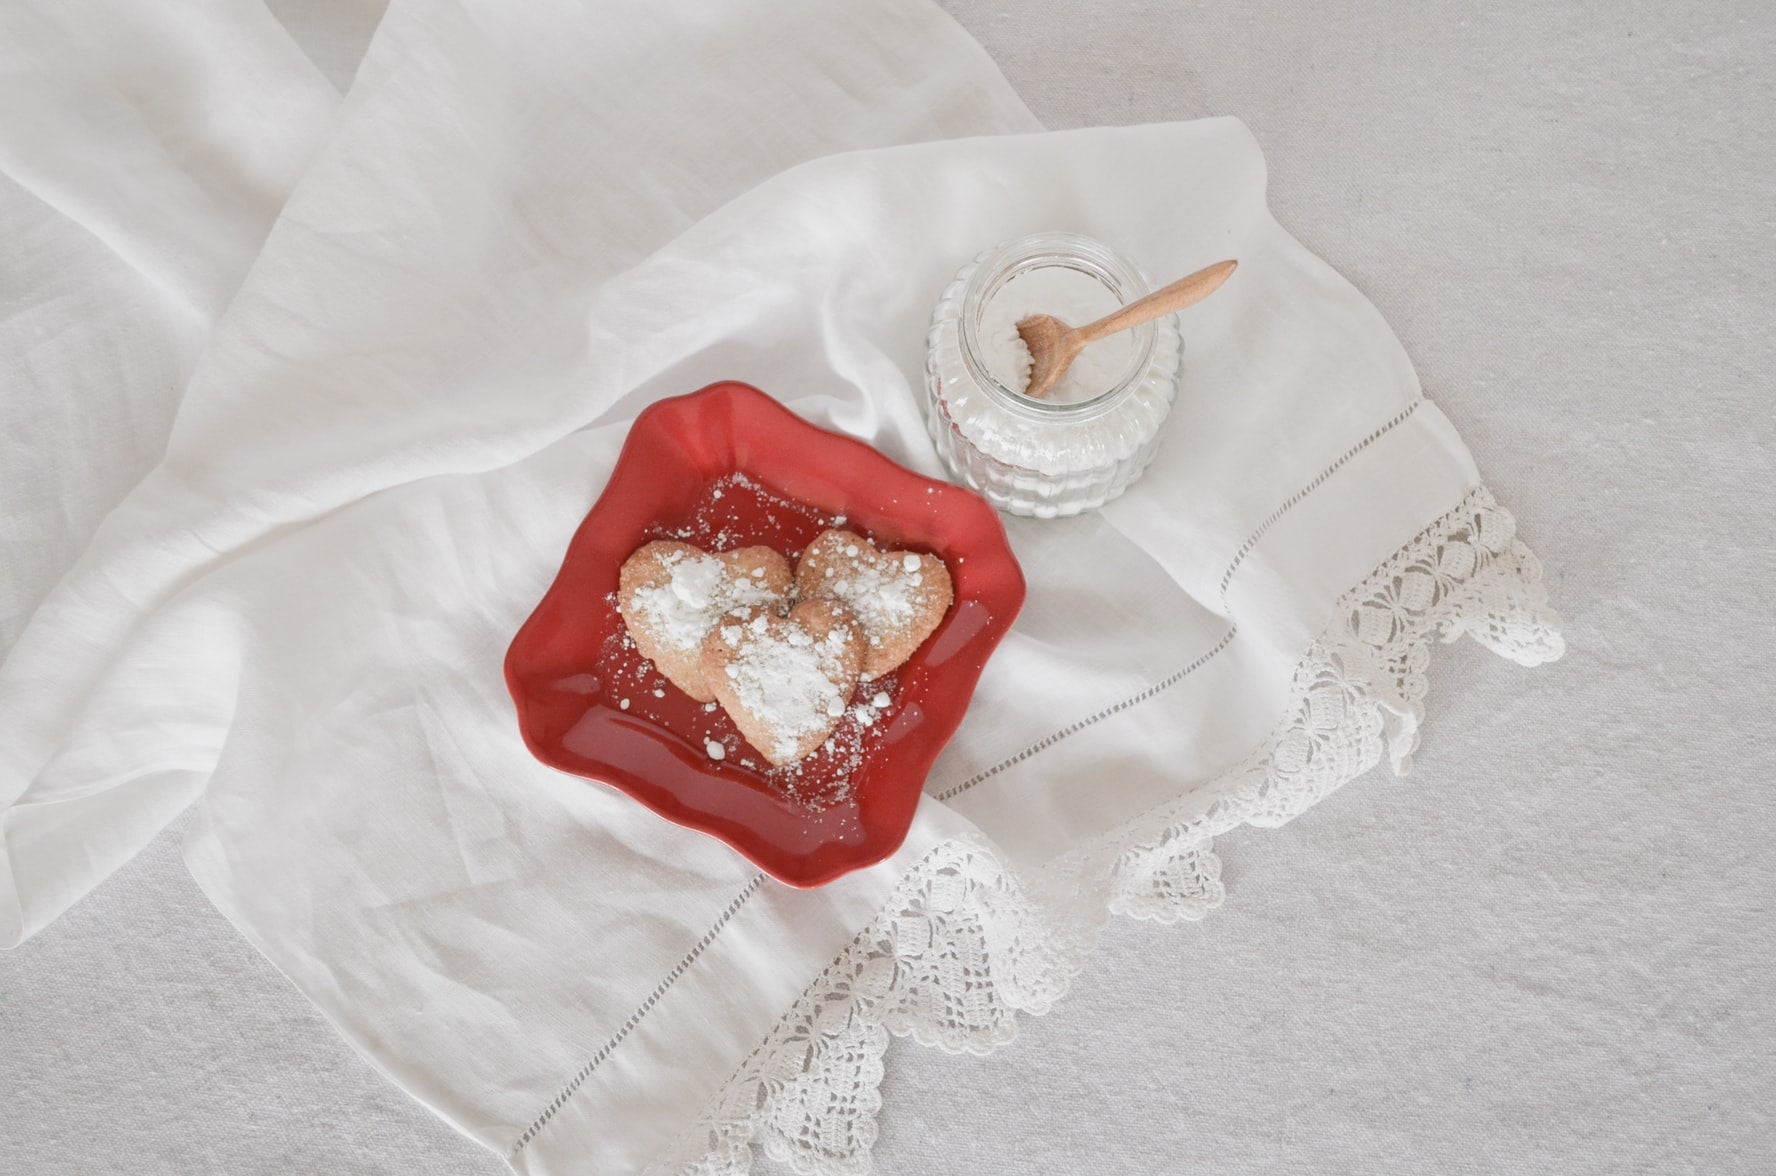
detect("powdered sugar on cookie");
top-left (794, 529), bottom-right (953, 680)
top-left (702, 600), bottom-right (863, 766)
top-left (629, 549), bottom-right (772, 646)
top-left (829, 557), bottom-right (917, 635)
top-left (618, 541), bottom-right (792, 702)
top-left (720, 625), bottom-right (852, 760)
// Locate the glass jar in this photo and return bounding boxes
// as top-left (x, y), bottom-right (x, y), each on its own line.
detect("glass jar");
top-left (924, 232), bottom-right (1182, 519)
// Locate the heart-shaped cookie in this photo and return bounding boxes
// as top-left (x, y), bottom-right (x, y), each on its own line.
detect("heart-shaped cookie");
top-left (701, 600), bottom-right (863, 766)
top-left (794, 529), bottom-right (953, 680)
top-left (618, 540), bottom-right (793, 702)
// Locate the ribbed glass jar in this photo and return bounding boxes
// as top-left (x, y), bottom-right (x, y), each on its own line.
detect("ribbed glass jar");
top-left (924, 232), bottom-right (1181, 519)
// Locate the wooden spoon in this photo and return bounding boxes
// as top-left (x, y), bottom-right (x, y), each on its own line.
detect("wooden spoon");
top-left (1016, 258), bottom-right (1238, 399)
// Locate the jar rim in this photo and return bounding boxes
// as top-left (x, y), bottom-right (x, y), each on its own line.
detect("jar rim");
top-left (957, 231), bottom-right (1156, 423)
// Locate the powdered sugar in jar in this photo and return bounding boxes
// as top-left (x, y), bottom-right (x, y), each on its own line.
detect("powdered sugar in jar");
top-left (924, 232), bottom-right (1181, 518)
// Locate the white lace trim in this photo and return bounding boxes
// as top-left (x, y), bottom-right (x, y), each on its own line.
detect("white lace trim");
top-left (644, 485), bottom-right (1563, 1175)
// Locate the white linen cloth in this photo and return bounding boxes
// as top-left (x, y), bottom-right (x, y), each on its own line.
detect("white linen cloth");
top-left (0, 0), bottom-right (340, 651)
top-left (0, 2), bottom-right (1561, 1173)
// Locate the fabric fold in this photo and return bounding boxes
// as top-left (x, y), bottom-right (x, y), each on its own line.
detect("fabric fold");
top-left (1, 0), bottom-right (1039, 952)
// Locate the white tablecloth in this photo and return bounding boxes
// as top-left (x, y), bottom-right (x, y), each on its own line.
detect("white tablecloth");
top-left (2, 1), bottom-right (1771, 1173)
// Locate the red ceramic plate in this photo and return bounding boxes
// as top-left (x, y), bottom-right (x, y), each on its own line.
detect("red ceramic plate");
top-left (505, 382), bottom-right (1024, 887)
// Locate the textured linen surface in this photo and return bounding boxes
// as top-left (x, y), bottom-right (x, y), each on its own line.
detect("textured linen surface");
top-left (3, 4), bottom-right (1770, 1176)
top-left (0, 0), bottom-right (339, 653)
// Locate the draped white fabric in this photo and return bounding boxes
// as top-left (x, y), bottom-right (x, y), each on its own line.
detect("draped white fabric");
top-left (0, 3), bottom-right (1558, 1173)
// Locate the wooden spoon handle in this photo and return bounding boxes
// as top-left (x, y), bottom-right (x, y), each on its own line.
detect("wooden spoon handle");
top-left (1075, 259), bottom-right (1238, 343)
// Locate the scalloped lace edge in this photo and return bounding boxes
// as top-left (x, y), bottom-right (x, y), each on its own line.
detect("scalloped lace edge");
top-left (644, 485), bottom-right (1563, 1176)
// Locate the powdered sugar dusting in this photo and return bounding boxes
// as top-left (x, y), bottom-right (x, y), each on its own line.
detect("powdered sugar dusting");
top-left (628, 549), bottom-right (781, 657)
top-left (715, 616), bottom-right (856, 764)
top-left (761, 672), bottom-right (897, 810)
top-left (824, 554), bottom-right (918, 641)
top-left (654, 471), bottom-right (834, 552)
